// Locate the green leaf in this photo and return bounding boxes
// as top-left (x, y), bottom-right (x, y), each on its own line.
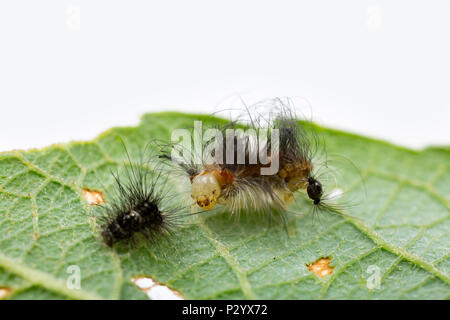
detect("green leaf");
top-left (0, 112), bottom-right (448, 300)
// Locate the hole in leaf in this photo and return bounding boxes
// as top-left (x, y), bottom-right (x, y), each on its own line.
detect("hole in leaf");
top-left (307, 257), bottom-right (334, 278)
top-left (82, 189), bottom-right (105, 206)
top-left (0, 287), bottom-right (11, 299)
top-left (132, 276), bottom-right (184, 300)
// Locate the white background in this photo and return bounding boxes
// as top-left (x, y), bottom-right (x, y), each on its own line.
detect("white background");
top-left (0, 0), bottom-right (449, 152)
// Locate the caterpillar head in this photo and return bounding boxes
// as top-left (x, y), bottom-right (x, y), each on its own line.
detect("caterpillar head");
top-left (307, 176), bottom-right (323, 205)
top-left (101, 229), bottom-right (114, 247)
top-left (191, 172), bottom-right (221, 210)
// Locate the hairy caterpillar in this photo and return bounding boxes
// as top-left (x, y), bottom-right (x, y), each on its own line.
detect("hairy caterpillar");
top-left (97, 147), bottom-right (190, 248)
top-left (160, 98), bottom-right (348, 222)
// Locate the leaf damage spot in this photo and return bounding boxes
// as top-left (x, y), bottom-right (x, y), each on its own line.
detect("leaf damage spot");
top-left (82, 189), bottom-right (105, 206)
top-left (307, 257), bottom-right (334, 278)
top-left (132, 276), bottom-right (184, 300)
top-left (0, 287), bottom-right (11, 299)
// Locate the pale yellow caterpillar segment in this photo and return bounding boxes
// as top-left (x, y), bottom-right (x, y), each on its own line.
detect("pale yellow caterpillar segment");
top-left (191, 172), bottom-right (221, 210)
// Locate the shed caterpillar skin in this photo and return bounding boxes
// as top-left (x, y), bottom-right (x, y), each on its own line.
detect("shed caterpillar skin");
top-left (161, 98), bottom-right (328, 218)
top-left (98, 149), bottom-right (190, 248)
